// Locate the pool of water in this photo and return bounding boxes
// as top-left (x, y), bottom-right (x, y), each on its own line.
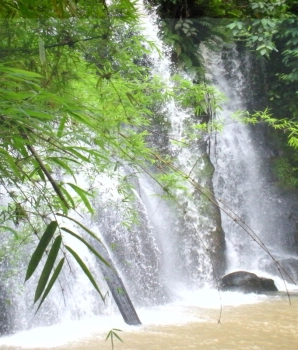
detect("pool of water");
top-left (0, 290), bottom-right (297, 350)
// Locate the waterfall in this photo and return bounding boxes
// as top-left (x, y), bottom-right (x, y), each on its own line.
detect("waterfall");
top-left (206, 44), bottom-right (298, 283)
top-left (2, 6), bottom-right (298, 346)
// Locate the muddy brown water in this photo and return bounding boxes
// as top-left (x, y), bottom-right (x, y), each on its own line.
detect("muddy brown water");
top-left (0, 293), bottom-right (297, 350)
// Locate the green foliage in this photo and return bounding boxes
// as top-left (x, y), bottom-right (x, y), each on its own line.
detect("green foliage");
top-left (272, 157), bottom-right (298, 187)
top-left (0, 0), bottom-right (168, 311)
top-left (65, 245), bottom-right (106, 300)
top-left (25, 221), bottom-right (58, 282)
top-left (35, 257), bottom-right (65, 312)
top-left (242, 109), bottom-right (298, 150)
top-left (0, 0), bottom-right (227, 316)
top-left (106, 328), bottom-right (123, 350)
top-left (147, 0), bottom-right (244, 18)
top-left (240, 109), bottom-right (298, 188)
top-left (34, 235), bottom-right (62, 303)
top-left (221, 1), bottom-right (291, 57)
top-left (158, 18), bottom-right (229, 76)
top-left (172, 75), bottom-right (224, 116)
top-left (227, 18), bottom-right (279, 57)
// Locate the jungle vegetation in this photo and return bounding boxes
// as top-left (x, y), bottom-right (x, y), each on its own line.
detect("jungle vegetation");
top-left (147, 0), bottom-right (298, 188)
top-left (1, 0), bottom-right (298, 317)
top-left (0, 0), bottom-right (221, 312)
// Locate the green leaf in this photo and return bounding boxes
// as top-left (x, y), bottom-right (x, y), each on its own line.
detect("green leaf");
top-left (25, 221), bottom-right (58, 282)
top-left (60, 227), bottom-right (112, 269)
top-left (106, 328), bottom-right (123, 350)
top-left (0, 148), bottom-right (21, 178)
top-left (65, 245), bottom-right (105, 301)
top-left (227, 22), bottom-right (237, 30)
top-left (22, 109), bottom-right (54, 120)
top-left (12, 136), bottom-right (29, 158)
top-left (112, 330), bottom-right (123, 342)
top-left (1, 66), bottom-right (42, 78)
top-left (57, 116), bottom-right (67, 138)
top-left (65, 110), bottom-right (94, 128)
top-left (66, 183), bottom-right (94, 214)
top-left (34, 235), bottom-right (62, 303)
top-left (48, 157), bottom-right (76, 182)
top-left (39, 37), bottom-right (46, 65)
top-left (56, 214), bottom-right (102, 244)
top-left (35, 258), bottom-right (65, 313)
top-left (59, 186), bottom-right (76, 209)
top-left (0, 225), bottom-right (19, 239)
top-left (64, 147), bottom-right (90, 162)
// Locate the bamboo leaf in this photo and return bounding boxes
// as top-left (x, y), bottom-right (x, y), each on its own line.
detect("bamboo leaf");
top-left (67, 183), bottom-right (94, 214)
top-left (12, 136), bottom-right (29, 158)
top-left (34, 235), bottom-right (62, 303)
top-left (60, 227), bottom-right (112, 269)
top-left (22, 109), bottom-right (54, 120)
top-left (59, 186), bottom-right (76, 209)
top-left (105, 330), bottom-right (112, 341)
top-left (36, 167), bottom-right (46, 181)
top-left (57, 116), bottom-right (67, 138)
top-left (25, 221), bottom-right (58, 282)
top-left (35, 258), bottom-right (65, 313)
top-left (56, 214), bottom-right (102, 244)
top-left (39, 37), bottom-right (46, 65)
top-left (65, 245), bottom-right (105, 301)
top-left (0, 225), bottom-right (19, 239)
top-left (1, 66), bottom-right (42, 78)
top-left (64, 147), bottom-right (90, 162)
top-left (112, 330), bottom-right (123, 342)
top-left (0, 148), bottom-right (21, 178)
top-left (48, 157), bottom-right (76, 182)
top-left (65, 110), bottom-right (94, 127)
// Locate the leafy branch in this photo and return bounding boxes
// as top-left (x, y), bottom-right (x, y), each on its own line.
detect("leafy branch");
top-left (106, 328), bottom-right (123, 350)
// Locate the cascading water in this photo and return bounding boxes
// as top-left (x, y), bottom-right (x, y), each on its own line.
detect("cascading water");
top-left (206, 43), bottom-right (298, 283)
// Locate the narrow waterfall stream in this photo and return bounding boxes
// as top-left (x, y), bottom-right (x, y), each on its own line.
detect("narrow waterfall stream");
top-left (206, 44), bottom-right (298, 283)
top-left (1, 8), bottom-right (298, 350)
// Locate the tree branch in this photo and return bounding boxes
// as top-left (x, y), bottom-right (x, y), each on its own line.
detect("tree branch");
top-left (21, 133), bottom-right (70, 210)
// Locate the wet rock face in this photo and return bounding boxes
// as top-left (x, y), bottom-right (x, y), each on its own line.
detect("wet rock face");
top-left (220, 271), bottom-right (278, 294)
top-left (0, 286), bottom-right (11, 335)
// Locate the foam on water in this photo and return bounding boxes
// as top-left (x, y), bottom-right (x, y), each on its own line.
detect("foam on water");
top-left (0, 313), bottom-right (129, 349)
top-left (0, 288), bottom-right (276, 349)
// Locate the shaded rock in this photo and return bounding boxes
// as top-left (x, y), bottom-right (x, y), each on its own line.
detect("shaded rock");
top-left (0, 286), bottom-right (12, 335)
top-left (220, 271), bottom-right (278, 294)
top-left (261, 256), bottom-right (298, 285)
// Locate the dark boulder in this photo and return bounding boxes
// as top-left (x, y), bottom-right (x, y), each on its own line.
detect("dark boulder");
top-left (220, 271), bottom-right (278, 294)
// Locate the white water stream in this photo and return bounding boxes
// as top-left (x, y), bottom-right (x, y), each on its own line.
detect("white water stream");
top-left (207, 44), bottom-right (298, 279)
